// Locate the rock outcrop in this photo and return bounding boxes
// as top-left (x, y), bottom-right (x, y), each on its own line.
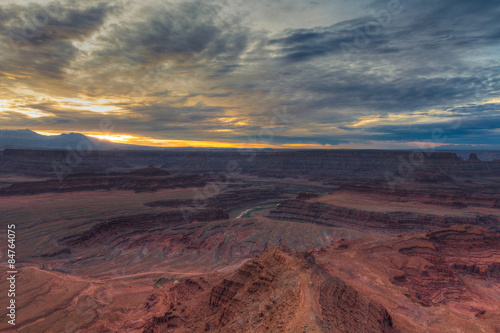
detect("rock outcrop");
top-left (59, 208), bottom-right (229, 247)
top-left (389, 225), bottom-right (500, 307)
top-left (0, 168), bottom-right (206, 196)
top-left (143, 247), bottom-right (399, 333)
top-left (314, 225), bottom-right (500, 332)
top-left (267, 197), bottom-right (499, 234)
top-left (467, 153), bottom-right (481, 162)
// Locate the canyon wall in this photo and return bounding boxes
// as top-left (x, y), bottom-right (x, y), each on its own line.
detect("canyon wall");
top-left (267, 197), bottom-right (500, 234)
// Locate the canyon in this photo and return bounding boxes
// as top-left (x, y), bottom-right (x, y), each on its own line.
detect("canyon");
top-left (0, 149), bottom-right (499, 332)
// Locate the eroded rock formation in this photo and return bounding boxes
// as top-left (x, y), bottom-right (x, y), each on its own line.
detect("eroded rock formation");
top-left (0, 167), bottom-right (206, 195)
top-left (314, 225), bottom-right (500, 332)
top-left (143, 247), bottom-right (399, 333)
top-left (267, 197), bottom-right (499, 233)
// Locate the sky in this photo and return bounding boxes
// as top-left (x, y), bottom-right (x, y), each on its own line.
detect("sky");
top-left (0, 0), bottom-right (499, 149)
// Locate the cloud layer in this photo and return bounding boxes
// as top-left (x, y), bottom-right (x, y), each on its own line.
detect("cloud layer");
top-left (0, 0), bottom-right (499, 148)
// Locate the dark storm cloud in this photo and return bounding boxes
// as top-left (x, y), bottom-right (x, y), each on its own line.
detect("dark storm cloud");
top-left (365, 120), bottom-right (500, 145)
top-left (271, 0), bottom-right (500, 62)
top-left (0, 111), bottom-right (34, 126)
top-left (130, 103), bottom-right (228, 124)
top-left (254, 0), bottom-right (500, 134)
top-left (209, 64), bottom-right (242, 78)
top-left (96, 1), bottom-right (248, 65)
top-left (301, 73), bottom-right (494, 114)
top-left (268, 16), bottom-right (393, 62)
top-left (0, 2), bottom-right (114, 80)
top-left (1, 2), bottom-right (114, 45)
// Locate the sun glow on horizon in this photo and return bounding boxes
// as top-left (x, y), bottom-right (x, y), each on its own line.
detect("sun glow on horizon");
top-left (87, 134), bottom-right (138, 142)
top-left (30, 130), bottom-right (450, 149)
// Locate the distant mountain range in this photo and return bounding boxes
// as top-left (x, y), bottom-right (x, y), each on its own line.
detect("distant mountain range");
top-left (0, 129), bottom-right (159, 150)
top-left (1, 129), bottom-right (500, 156)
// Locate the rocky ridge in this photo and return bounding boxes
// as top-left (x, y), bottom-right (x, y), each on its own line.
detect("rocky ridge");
top-left (0, 167), bottom-right (206, 196)
top-left (142, 247), bottom-right (399, 333)
top-left (267, 197), bottom-right (499, 233)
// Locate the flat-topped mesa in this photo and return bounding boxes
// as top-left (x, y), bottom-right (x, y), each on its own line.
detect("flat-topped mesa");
top-left (266, 191), bottom-right (500, 234)
top-left (1, 148), bottom-right (68, 158)
top-left (0, 168), bottom-right (205, 196)
top-left (3, 148), bottom-right (499, 178)
top-left (331, 183), bottom-right (500, 209)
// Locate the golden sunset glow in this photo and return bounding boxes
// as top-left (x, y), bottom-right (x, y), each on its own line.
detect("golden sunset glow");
top-left (351, 116), bottom-right (381, 128)
top-left (87, 134), bottom-right (138, 142)
top-left (53, 98), bottom-right (122, 113)
top-left (14, 109), bottom-right (51, 118)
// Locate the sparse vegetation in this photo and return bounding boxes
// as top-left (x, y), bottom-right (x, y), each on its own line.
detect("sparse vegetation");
top-left (153, 277), bottom-right (174, 288)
